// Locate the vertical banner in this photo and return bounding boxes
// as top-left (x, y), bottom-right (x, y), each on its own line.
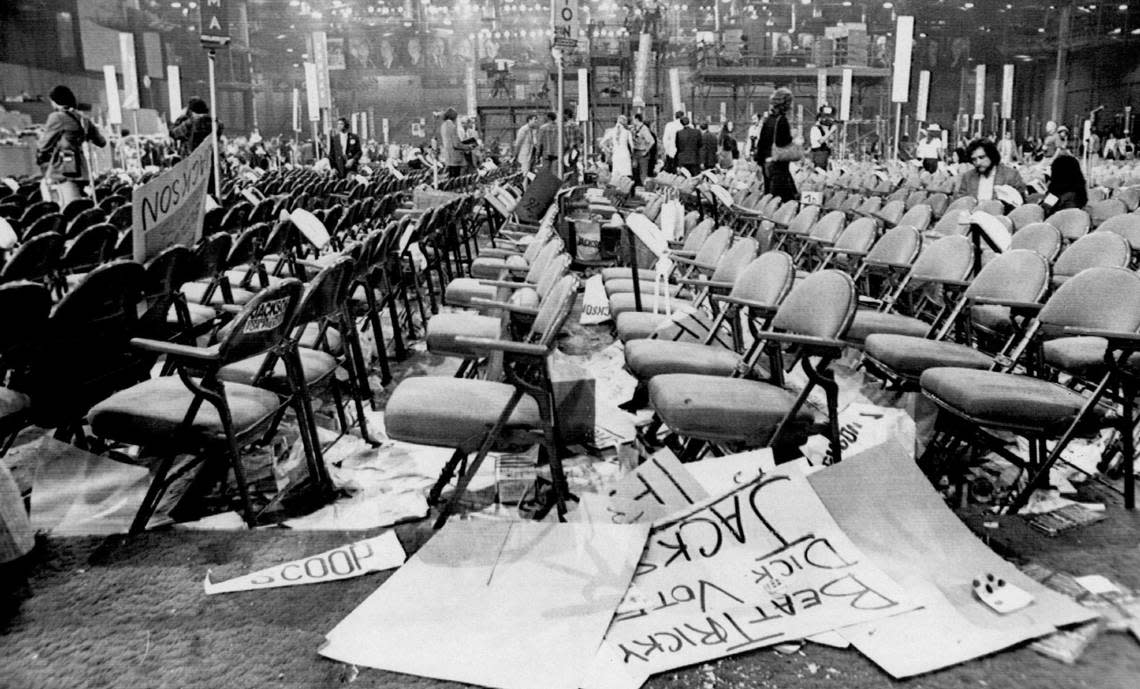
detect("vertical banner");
top-left (577, 68), bottom-right (589, 122)
top-left (840, 68), bottom-right (853, 121)
top-left (358, 112), bottom-right (368, 140)
top-left (103, 65), bottom-right (123, 125)
top-left (669, 67), bottom-right (682, 116)
top-left (198, 0), bottom-right (231, 49)
top-left (817, 69), bottom-right (828, 110)
top-left (119, 33), bottom-right (140, 110)
top-left (720, 102), bottom-right (727, 123)
top-left (465, 64), bottom-right (478, 118)
top-left (974, 64), bottom-right (986, 120)
top-left (312, 31), bottom-right (332, 110)
top-left (166, 65), bottom-right (182, 122)
top-left (1001, 64), bottom-right (1014, 119)
top-left (632, 33), bottom-right (652, 108)
top-left (303, 62), bottom-right (321, 122)
top-left (890, 15), bottom-right (915, 103)
top-left (382, 117), bottom-right (390, 144)
top-left (553, 0), bottom-right (581, 41)
top-left (916, 70), bottom-right (930, 123)
top-left (292, 87), bottom-right (300, 131)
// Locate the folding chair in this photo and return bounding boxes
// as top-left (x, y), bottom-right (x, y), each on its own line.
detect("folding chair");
top-left (1046, 208), bottom-right (1091, 244)
top-left (0, 281), bottom-right (51, 456)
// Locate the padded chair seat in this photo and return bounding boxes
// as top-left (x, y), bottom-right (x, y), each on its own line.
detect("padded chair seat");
top-left (299, 323), bottom-right (343, 354)
top-left (602, 267), bottom-right (658, 282)
top-left (180, 280), bottom-right (256, 306)
top-left (864, 335), bottom-right (993, 379)
top-left (167, 301), bottom-right (216, 327)
top-left (845, 309), bottom-right (930, 343)
top-left (649, 374), bottom-right (814, 445)
top-left (609, 291), bottom-right (688, 318)
top-left (0, 387), bottom-right (31, 419)
top-left (445, 278), bottom-right (498, 308)
top-left (469, 256), bottom-right (510, 280)
top-left (920, 368), bottom-right (1111, 430)
top-left (1043, 337), bottom-right (1107, 375)
top-left (625, 340), bottom-right (740, 380)
top-left (426, 312), bottom-right (501, 358)
top-left (385, 377), bottom-right (542, 452)
top-left (615, 310), bottom-right (713, 343)
top-left (604, 278), bottom-right (684, 297)
top-left (89, 376), bottom-right (282, 447)
top-left (218, 347), bottom-right (339, 390)
top-left (971, 305), bottom-right (1014, 334)
top-left (225, 268), bottom-right (289, 290)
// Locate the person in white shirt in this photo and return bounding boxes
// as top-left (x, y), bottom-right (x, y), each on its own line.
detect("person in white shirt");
top-left (660, 111), bottom-right (684, 174)
top-left (513, 114), bottom-right (538, 172)
top-left (809, 106), bottom-right (836, 169)
top-left (996, 130), bottom-right (1018, 165)
top-left (745, 112), bottom-right (761, 160)
top-left (915, 123), bottom-right (945, 174)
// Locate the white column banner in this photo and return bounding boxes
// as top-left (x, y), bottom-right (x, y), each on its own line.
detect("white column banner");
top-left (669, 67), bottom-right (682, 117)
top-left (312, 31), bottom-right (332, 110)
top-left (840, 68), bottom-right (853, 121)
top-left (382, 117), bottom-right (390, 144)
top-left (465, 64), bottom-right (478, 118)
top-left (103, 65), bottom-right (122, 126)
top-left (304, 62), bottom-right (321, 122)
top-left (119, 33), bottom-right (140, 110)
top-left (916, 70), bottom-right (930, 123)
top-left (577, 68), bottom-right (589, 122)
top-left (166, 65), bottom-right (182, 122)
top-left (890, 16), bottom-right (915, 103)
top-left (817, 69), bottom-right (828, 110)
top-left (292, 87), bottom-right (300, 131)
top-left (1001, 64), bottom-right (1014, 120)
top-left (974, 64), bottom-right (986, 120)
top-left (632, 33), bottom-right (652, 108)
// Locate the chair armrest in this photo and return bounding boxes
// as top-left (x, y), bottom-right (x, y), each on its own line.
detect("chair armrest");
top-left (970, 297), bottom-right (1043, 311)
top-left (667, 240), bottom-right (685, 249)
top-left (469, 297), bottom-right (540, 315)
top-left (452, 336), bottom-right (548, 357)
top-left (669, 249), bottom-right (698, 258)
top-left (672, 278), bottom-right (733, 290)
top-left (820, 247), bottom-right (868, 257)
top-left (764, 331), bottom-right (847, 350)
top-left (214, 303), bottom-right (244, 315)
top-left (668, 255), bottom-right (716, 271)
top-left (713, 294), bottom-right (778, 314)
top-left (478, 278), bottom-right (529, 289)
top-left (1058, 327), bottom-right (1140, 344)
top-left (130, 337), bottom-right (221, 361)
top-left (923, 277), bottom-right (971, 288)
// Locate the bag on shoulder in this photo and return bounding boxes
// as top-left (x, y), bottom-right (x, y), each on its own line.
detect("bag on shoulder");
top-left (769, 141), bottom-right (804, 163)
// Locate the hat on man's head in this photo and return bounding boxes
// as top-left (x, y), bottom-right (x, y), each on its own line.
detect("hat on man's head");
top-left (187, 97), bottom-right (209, 115)
top-left (49, 85), bottom-right (77, 109)
top-left (925, 123), bottom-right (942, 133)
top-left (818, 105), bottom-right (835, 117)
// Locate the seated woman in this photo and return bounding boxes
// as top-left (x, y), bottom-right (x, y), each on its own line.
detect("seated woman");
top-left (1040, 154), bottom-right (1088, 218)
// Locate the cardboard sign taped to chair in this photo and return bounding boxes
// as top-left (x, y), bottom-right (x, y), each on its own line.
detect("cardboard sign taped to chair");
top-left (243, 296), bottom-right (291, 333)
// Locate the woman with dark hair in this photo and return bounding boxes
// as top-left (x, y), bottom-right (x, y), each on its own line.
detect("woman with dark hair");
top-left (754, 87), bottom-right (799, 201)
top-left (1041, 154), bottom-right (1088, 217)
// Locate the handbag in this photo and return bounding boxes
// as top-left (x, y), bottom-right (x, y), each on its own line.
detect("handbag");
top-left (769, 141), bottom-right (803, 163)
top-left (52, 111), bottom-right (86, 177)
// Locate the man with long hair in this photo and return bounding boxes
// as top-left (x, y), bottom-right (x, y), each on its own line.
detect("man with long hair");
top-left (955, 138), bottom-right (1026, 203)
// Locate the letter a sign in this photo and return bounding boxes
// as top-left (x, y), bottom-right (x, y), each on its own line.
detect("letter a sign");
top-left (199, 0), bottom-right (231, 50)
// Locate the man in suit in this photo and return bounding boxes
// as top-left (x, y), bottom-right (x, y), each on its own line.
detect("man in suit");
top-left (699, 122), bottom-right (718, 170)
top-left (674, 117), bottom-right (702, 177)
top-left (955, 138), bottom-right (1026, 204)
top-left (328, 117), bottom-right (362, 177)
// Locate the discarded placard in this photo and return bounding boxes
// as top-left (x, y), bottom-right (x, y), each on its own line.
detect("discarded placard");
top-left (204, 531), bottom-right (405, 594)
top-left (602, 449), bottom-right (709, 525)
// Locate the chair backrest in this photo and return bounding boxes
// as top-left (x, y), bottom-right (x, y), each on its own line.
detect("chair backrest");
top-left (944, 196), bottom-right (977, 218)
top-left (60, 198), bottom-right (94, 223)
top-left (693, 226), bottom-right (733, 266)
top-left (62, 224), bottom-right (118, 270)
top-left (865, 225), bottom-right (923, 267)
top-left (876, 200), bottom-right (905, 225)
top-left (65, 208), bottom-right (107, 240)
top-left (1009, 222), bottom-right (1063, 263)
top-left (523, 238), bottom-right (565, 284)
top-left (1087, 199), bottom-right (1126, 228)
top-left (217, 279), bottom-right (304, 363)
top-left (929, 209), bottom-right (969, 237)
top-left (1039, 266), bottom-right (1140, 334)
top-left (831, 217), bottom-right (878, 253)
top-left (730, 250), bottom-right (795, 306)
top-left (965, 249), bottom-right (1050, 303)
top-left (807, 211), bottom-right (847, 243)
top-left (710, 237), bottom-right (760, 283)
top-left (925, 192), bottom-right (950, 219)
top-left (20, 212), bottom-right (64, 241)
top-left (975, 199), bottom-right (1005, 216)
top-left (194, 232), bottom-right (234, 278)
top-left (1116, 186), bottom-right (1140, 212)
top-left (1094, 213), bottom-right (1140, 251)
top-left (894, 204), bottom-right (932, 232)
top-left (856, 196), bottom-right (883, 215)
top-left (0, 280), bottom-right (51, 360)
top-left (0, 231), bottom-right (63, 282)
top-left (1046, 208), bottom-right (1091, 242)
top-left (18, 201), bottom-right (58, 227)
top-left (909, 234), bottom-right (974, 282)
top-left (904, 190), bottom-right (928, 210)
top-left (680, 218), bottom-right (714, 253)
top-left (292, 257), bottom-right (355, 327)
top-left (530, 274), bottom-right (580, 344)
top-left (785, 205), bottom-right (820, 236)
top-left (771, 269), bottom-right (857, 339)
top-left (1053, 231), bottom-right (1132, 283)
top-left (1007, 204), bottom-right (1045, 231)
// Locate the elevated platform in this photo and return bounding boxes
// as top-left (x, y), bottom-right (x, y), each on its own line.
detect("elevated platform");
top-left (695, 63), bottom-right (891, 85)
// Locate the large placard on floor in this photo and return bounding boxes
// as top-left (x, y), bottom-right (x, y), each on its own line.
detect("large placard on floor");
top-left (132, 137), bottom-right (212, 263)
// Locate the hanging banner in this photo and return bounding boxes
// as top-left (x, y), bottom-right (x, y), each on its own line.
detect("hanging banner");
top-left (465, 64), bottom-right (478, 118)
top-left (119, 33), bottom-right (140, 111)
top-left (103, 65), bottom-right (122, 126)
top-left (632, 33), bottom-right (652, 108)
top-left (916, 70), bottom-right (930, 123)
top-left (198, 0), bottom-right (231, 49)
top-left (303, 62), bottom-right (321, 122)
top-left (720, 102), bottom-right (727, 122)
top-left (382, 117), bottom-right (390, 144)
top-left (291, 87), bottom-right (300, 131)
top-left (1001, 64), bottom-right (1014, 120)
top-left (166, 65), bottom-right (182, 122)
top-left (204, 532), bottom-right (405, 594)
top-left (552, 0), bottom-right (581, 42)
top-left (840, 68), bottom-right (853, 121)
top-left (312, 31), bottom-right (333, 110)
top-left (817, 69), bottom-right (828, 110)
top-left (669, 67), bottom-right (682, 116)
top-left (132, 137), bottom-right (212, 264)
top-left (577, 68), bottom-right (589, 122)
top-left (974, 64), bottom-right (986, 120)
top-left (890, 16), bottom-right (914, 103)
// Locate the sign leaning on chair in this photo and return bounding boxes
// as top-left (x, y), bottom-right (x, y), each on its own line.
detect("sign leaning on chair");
top-left (132, 138), bottom-right (213, 263)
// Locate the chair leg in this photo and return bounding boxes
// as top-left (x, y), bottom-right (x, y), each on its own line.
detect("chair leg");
top-left (427, 447), bottom-right (467, 506)
top-left (129, 454), bottom-right (178, 534)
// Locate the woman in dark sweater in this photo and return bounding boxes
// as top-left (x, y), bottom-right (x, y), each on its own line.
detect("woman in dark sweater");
top-left (754, 87), bottom-right (798, 202)
top-left (1040, 154), bottom-right (1088, 218)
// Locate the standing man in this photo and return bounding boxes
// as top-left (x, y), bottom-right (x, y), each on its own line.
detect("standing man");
top-left (915, 124), bottom-right (944, 174)
top-left (661, 110), bottom-right (684, 174)
top-left (630, 113), bottom-right (655, 187)
top-left (328, 117), bottom-right (362, 177)
top-left (809, 106), bottom-right (836, 169)
top-left (513, 113), bottom-right (538, 172)
top-left (997, 129), bottom-right (1018, 165)
top-left (439, 107), bottom-right (469, 177)
top-left (535, 111), bottom-right (559, 174)
top-left (699, 122), bottom-right (718, 171)
top-left (674, 117), bottom-right (702, 176)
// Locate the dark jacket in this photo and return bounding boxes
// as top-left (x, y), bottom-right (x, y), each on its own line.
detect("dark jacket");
top-left (170, 112), bottom-right (223, 156)
top-left (675, 126), bottom-right (702, 167)
top-left (700, 130), bottom-right (718, 169)
top-left (328, 131), bottom-right (362, 176)
top-left (36, 108), bottom-right (106, 183)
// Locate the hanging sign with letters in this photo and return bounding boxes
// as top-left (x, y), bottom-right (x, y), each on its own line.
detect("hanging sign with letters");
top-left (199, 0), bottom-right (231, 50)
